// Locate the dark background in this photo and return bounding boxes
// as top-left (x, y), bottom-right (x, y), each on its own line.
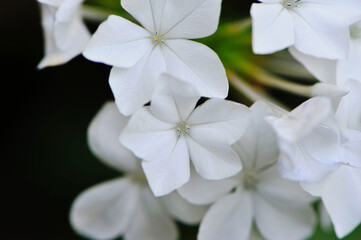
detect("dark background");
top-left (2, 0), bottom-right (360, 239)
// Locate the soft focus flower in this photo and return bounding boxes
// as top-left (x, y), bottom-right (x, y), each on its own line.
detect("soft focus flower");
top-left (37, 0), bottom-right (90, 69)
top-left (197, 101), bottom-right (316, 240)
top-left (301, 165), bottom-right (361, 238)
top-left (83, 0), bottom-right (228, 115)
top-left (251, 0), bottom-right (361, 59)
top-left (267, 96), bottom-right (361, 182)
top-left (289, 21), bottom-right (361, 86)
top-left (70, 102), bottom-right (208, 240)
top-left (300, 79), bottom-right (361, 238)
top-left (120, 74), bottom-right (251, 196)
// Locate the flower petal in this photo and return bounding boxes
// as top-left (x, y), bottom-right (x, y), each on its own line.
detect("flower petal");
top-left (251, 3), bottom-right (294, 54)
top-left (177, 166), bottom-right (238, 205)
top-left (302, 166), bottom-right (361, 238)
top-left (257, 166), bottom-right (315, 205)
top-left (276, 137), bottom-right (337, 182)
top-left (288, 47), bottom-right (337, 84)
top-left (187, 99), bottom-right (251, 145)
top-left (120, 107), bottom-right (177, 161)
top-left (142, 137), bottom-right (190, 196)
top-left (70, 177), bottom-right (140, 240)
top-left (55, 0), bottom-right (83, 22)
top-left (232, 101), bottom-right (278, 170)
top-left (125, 187), bottom-right (178, 240)
top-left (187, 127), bottom-right (242, 180)
top-left (254, 193), bottom-right (316, 240)
top-left (161, 191), bottom-right (208, 224)
top-left (83, 15), bottom-right (152, 68)
top-left (266, 97), bottom-right (333, 142)
top-left (198, 191), bottom-right (254, 240)
top-left (162, 0), bottom-right (222, 39)
top-left (162, 39), bottom-right (228, 98)
top-left (151, 74), bottom-right (200, 123)
top-left (37, 4), bottom-right (90, 68)
top-left (121, 0), bottom-right (166, 33)
top-left (109, 45), bottom-right (166, 116)
top-left (337, 40), bottom-right (361, 85)
top-left (88, 102), bottom-right (141, 173)
top-left (336, 79), bottom-right (361, 131)
top-left (291, 4), bottom-right (349, 59)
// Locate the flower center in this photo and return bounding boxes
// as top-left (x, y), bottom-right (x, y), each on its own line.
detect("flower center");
top-left (283, 0), bottom-right (302, 8)
top-left (242, 171), bottom-right (259, 190)
top-left (350, 22), bottom-right (361, 40)
top-left (153, 32), bottom-right (165, 44)
top-left (130, 173), bottom-right (147, 184)
top-left (176, 122), bottom-right (190, 138)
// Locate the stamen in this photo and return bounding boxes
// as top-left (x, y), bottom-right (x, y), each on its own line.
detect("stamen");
top-left (153, 32), bottom-right (165, 44)
top-left (176, 122), bottom-right (190, 138)
top-left (283, 0), bottom-right (302, 8)
top-left (243, 171), bottom-right (259, 190)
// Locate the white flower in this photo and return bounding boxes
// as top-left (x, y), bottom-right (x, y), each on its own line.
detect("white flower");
top-left (120, 74), bottom-right (251, 196)
top-left (289, 21), bottom-right (361, 86)
top-left (251, 0), bottom-right (361, 59)
top-left (267, 96), bottom-right (361, 182)
top-left (83, 0), bottom-right (228, 116)
top-left (197, 101), bottom-right (316, 240)
top-left (37, 0), bottom-right (90, 69)
top-left (70, 102), bottom-right (208, 240)
top-left (301, 165), bottom-right (361, 238)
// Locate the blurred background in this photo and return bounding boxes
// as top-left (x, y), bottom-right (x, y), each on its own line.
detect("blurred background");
top-left (2, 0), bottom-right (360, 239)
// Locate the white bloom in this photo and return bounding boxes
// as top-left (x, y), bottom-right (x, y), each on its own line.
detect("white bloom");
top-left (37, 0), bottom-right (90, 69)
top-left (301, 165), bottom-right (361, 238)
top-left (251, 0), bottom-right (361, 59)
top-left (70, 102), bottom-right (208, 240)
top-left (83, 0), bottom-right (228, 116)
top-left (267, 96), bottom-right (361, 182)
top-left (197, 101), bottom-right (316, 240)
top-left (289, 21), bottom-right (361, 86)
top-left (120, 74), bottom-right (251, 196)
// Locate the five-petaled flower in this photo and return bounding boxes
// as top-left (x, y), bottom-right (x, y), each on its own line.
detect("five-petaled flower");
top-left (83, 0), bottom-right (228, 116)
top-left (120, 74), bottom-right (252, 196)
top-left (70, 102), bottom-right (208, 240)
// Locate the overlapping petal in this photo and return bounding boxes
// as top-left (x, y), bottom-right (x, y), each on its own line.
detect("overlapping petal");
top-left (120, 107), bottom-right (177, 161)
top-left (187, 98), bottom-right (251, 145)
top-left (187, 127), bottom-right (242, 180)
top-left (162, 39), bottom-right (228, 98)
top-left (161, 191), bottom-right (208, 224)
top-left (151, 74), bottom-right (200, 123)
top-left (301, 166), bottom-right (361, 238)
top-left (124, 187), bottom-right (178, 240)
top-left (109, 45), bottom-right (166, 116)
top-left (177, 167), bottom-right (238, 205)
top-left (198, 191), bottom-right (254, 240)
top-left (122, 0), bottom-right (222, 39)
top-left (87, 102), bottom-right (140, 173)
top-left (37, 1), bottom-right (90, 68)
top-left (254, 193), bottom-right (316, 240)
top-left (142, 137), bottom-right (190, 196)
top-left (70, 178), bottom-right (140, 240)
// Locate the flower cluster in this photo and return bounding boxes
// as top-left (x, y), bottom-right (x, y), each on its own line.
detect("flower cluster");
top-left (37, 0), bottom-right (361, 239)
